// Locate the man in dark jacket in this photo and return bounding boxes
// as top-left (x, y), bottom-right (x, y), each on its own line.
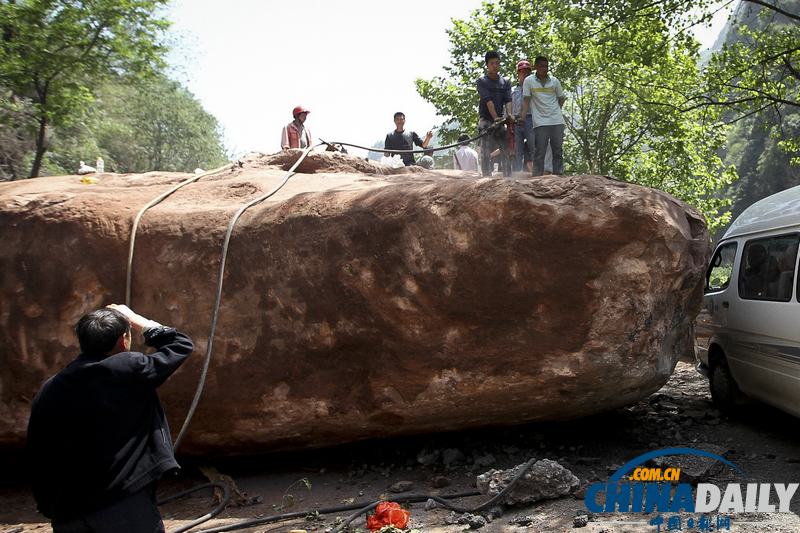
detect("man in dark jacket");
top-left (476, 50), bottom-right (513, 177)
top-left (384, 112), bottom-right (433, 166)
top-left (27, 304), bottom-right (194, 533)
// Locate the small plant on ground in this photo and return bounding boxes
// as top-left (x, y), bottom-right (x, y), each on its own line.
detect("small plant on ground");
top-left (271, 477), bottom-right (312, 512)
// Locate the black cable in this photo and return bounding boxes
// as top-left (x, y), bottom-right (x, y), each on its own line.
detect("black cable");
top-left (126, 163), bottom-right (232, 307)
top-left (330, 457), bottom-right (537, 533)
top-left (157, 482), bottom-right (231, 533)
top-left (189, 490), bottom-right (479, 533)
top-left (181, 458), bottom-right (537, 533)
top-left (173, 142), bottom-right (321, 451)
top-left (326, 119), bottom-right (508, 155)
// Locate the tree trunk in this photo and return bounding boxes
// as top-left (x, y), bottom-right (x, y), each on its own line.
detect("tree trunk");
top-left (29, 113), bottom-right (47, 178)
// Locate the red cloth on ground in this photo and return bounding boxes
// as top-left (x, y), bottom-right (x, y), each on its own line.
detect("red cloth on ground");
top-left (366, 501), bottom-right (410, 531)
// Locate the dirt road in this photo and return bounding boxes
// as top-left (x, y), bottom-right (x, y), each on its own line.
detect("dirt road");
top-left (2, 360), bottom-right (799, 533)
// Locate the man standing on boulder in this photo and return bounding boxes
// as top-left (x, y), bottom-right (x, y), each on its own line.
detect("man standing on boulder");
top-left (522, 56), bottom-right (566, 176)
top-left (27, 304), bottom-right (194, 533)
top-left (384, 112), bottom-right (433, 166)
top-left (453, 133), bottom-right (479, 172)
top-left (511, 59), bottom-right (533, 173)
top-left (281, 105), bottom-right (313, 150)
top-left (476, 50), bottom-right (513, 177)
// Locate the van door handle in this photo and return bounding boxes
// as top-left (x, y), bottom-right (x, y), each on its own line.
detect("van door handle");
top-left (722, 301), bottom-right (729, 308)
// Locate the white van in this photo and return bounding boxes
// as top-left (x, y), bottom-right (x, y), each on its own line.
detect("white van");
top-left (697, 185), bottom-right (800, 416)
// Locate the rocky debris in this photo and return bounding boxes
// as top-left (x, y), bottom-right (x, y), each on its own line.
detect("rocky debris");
top-left (258, 149), bottom-right (410, 175)
top-left (483, 506), bottom-right (503, 522)
top-left (476, 459), bottom-right (580, 506)
top-left (0, 160), bottom-right (709, 454)
top-left (574, 514), bottom-right (589, 527)
top-left (442, 448), bottom-right (466, 466)
top-left (510, 515), bottom-right (534, 527)
top-left (431, 475), bottom-right (452, 488)
top-left (387, 480), bottom-right (414, 493)
top-left (649, 394), bottom-right (722, 425)
top-left (472, 453), bottom-right (496, 468)
top-left (444, 512), bottom-right (486, 529)
top-left (417, 445), bottom-right (495, 470)
top-left (417, 448), bottom-right (439, 466)
top-left (651, 443), bottom-right (728, 483)
top-left (573, 509), bottom-right (594, 528)
top-left (572, 481), bottom-right (591, 500)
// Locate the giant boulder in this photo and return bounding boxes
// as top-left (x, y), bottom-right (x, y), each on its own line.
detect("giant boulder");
top-left (0, 151), bottom-right (709, 454)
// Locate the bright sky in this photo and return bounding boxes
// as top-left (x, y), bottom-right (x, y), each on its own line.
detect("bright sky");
top-left (166, 1), bottom-right (730, 159)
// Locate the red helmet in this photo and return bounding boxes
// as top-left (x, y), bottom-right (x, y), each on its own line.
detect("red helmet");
top-left (292, 105), bottom-right (310, 117)
top-left (516, 60), bottom-right (532, 72)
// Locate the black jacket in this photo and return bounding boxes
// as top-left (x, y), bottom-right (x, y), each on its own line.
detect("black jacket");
top-left (384, 130), bottom-right (425, 166)
top-left (27, 327), bottom-right (194, 519)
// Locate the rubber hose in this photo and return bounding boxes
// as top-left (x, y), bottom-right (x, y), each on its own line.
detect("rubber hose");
top-left (189, 491), bottom-right (480, 533)
top-left (158, 482), bottom-right (231, 533)
top-left (326, 121), bottom-right (505, 155)
top-left (126, 163), bottom-right (233, 307)
top-left (172, 143), bottom-right (321, 451)
top-left (330, 457), bottom-right (537, 533)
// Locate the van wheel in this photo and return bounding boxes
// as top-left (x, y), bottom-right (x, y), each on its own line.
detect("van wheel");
top-left (709, 359), bottom-right (745, 414)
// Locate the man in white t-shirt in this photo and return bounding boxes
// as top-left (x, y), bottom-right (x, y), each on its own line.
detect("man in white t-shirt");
top-left (453, 133), bottom-right (479, 172)
top-left (522, 56), bottom-right (566, 176)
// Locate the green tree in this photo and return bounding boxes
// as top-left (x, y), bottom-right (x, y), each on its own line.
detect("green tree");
top-left (36, 74), bottom-right (228, 175)
top-left (0, 0), bottom-right (169, 177)
top-left (726, 108), bottom-right (800, 209)
top-left (594, 1), bottom-right (798, 150)
top-left (416, 0), bottom-right (736, 231)
top-left (705, 0), bottom-right (799, 166)
top-left (697, 1), bottom-right (799, 114)
top-left (95, 76), bottom-right (228, 172)
top-left (0, 85), bottom-right (35, 180)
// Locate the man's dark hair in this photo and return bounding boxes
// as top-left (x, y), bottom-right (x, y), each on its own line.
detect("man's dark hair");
top-left (458, 133), bottom-right (470, 143)
top-left (534, 56), bottom-right (548, 65)
top-left (393, 112), bottom-right (405, 120)
top-left (485, 51), bottom-right (500, 63)
top-left (75, 308), bottom-right (131, 356)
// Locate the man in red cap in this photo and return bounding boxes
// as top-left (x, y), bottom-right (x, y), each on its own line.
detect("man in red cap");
top-left (281, 105), bottom-right (312, 150)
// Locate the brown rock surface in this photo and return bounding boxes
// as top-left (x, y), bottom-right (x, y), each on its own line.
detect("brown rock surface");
top-left (0, 151), bottom-right (709, 455)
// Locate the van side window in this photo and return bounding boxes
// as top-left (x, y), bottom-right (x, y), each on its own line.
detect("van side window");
top-left (738, 234), bottom-right (799, 302)
top-left (706, 242), bottom-right (738, 293)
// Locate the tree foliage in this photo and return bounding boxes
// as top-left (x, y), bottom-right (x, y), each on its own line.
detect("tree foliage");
top-left (416, 0), bottom-right (737, 231)
top-left (97, 76), bottom-right (228, 173)
top-left (702, 0), bottom-right (799, 114)
top-left (0, 0), bottom-right (170, 177)
top-left (0, 1), bottom-right (228, 178)
top-left (34, 74), bottom-right (228, 176)
top-left (0, 85), bottom-right (36, 180)
top-left (719, 103), bottom-right (800, 240)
